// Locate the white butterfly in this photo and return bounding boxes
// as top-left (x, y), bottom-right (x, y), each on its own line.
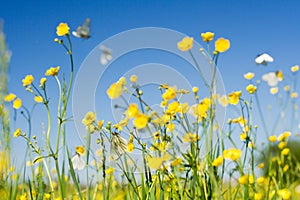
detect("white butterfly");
top-left (71, 153), bottom-right (85, 170)
top-left (110, 132), bottom-right (127, 160)
top-left (99, 45), bottom-right (112, 65)
top-left (255, 53), bottom-right (274, 65)
top-left (262, 72), bottom-right (281, 87)
top-left (72, 18), bottom-right (91, 39)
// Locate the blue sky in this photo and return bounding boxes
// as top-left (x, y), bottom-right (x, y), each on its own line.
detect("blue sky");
top-left (1, 0), bottom-right (300, 167)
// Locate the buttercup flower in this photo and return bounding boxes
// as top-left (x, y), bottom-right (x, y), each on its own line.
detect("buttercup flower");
top-left (291, 65), bottom-right (299, 72)
top-left (270, 87), bottom-right (278, 95)
top-left (22, 75), bottom-right (34, 87)
top-left (56, 23), bottom-right (70, 36)
top-left (75, 146), bottom-right (85, 155)
top-left (228, 91), bottom-right (242, 105)
top-left (192, 86), bottom-right (199, 93)
top-left (218, 95), bottom-right (229, 107)
top-left (4, 93), bottom-right (16, 102)
top-left (162, 86), bottom-right (177, 101)
top-left (177, 37), bottom-right (194, 51)
top-left (212, 156), bottom-right (223, 167)
top-left (82, 111), bottom-right (96, 126)
top-left (244, 72), bottom-right (255, 80)
top-left (201, 32), bottom-right (214, 42)
top-left (215, 37), bottom-right (230, 53)
top-left (130, 74), bottom-right (138, 83)
top-left (127, 142), bottom-right (134, 153)
top-left (223, 148), bottom-right (242, 161)
top-left (34, 96), bottom-right (43, 103)
top-left (13, 128), bottom-right (21, 138)
top-left (45, 66), bottom-right (60, 76)
top-left (126, 103), bottom-right (139, 118)
top-left (277, 188), bottom-right (291, 200)
top-left (133, 113), bottom-right (148, 129)
top-left (107, 82), bottom-right (122, 99)
top-left (246, 84), bottom-right (257, 94)
top-left (182, 132), bottom-right (200, 143)
top-left (13, 98), bottom-right (22, 109)
top-left (269, 135), bottom-right (277, 142)
top-left (39, 77), bottom-right (47, 88)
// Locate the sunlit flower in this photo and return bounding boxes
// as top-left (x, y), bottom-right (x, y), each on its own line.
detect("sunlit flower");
top-left (192, 86), bottom-right (199, 93)
top-left (283, 164), bottom-right (289, 172)
top-left (4, 93), bottom-right (16, 102)
top-left (56, 23), bottom-right (70, 36)
top-left (39, 77), bottom-right (47, 88)
top-left (281, 148), bottom-right (290, 156)
top-left (147, 156), bottom-right (164, 169)
top-left (240, 132), bottom-right (247, 141)
top-left (254, 193), bottom-right (264, 200)
top-left (118, 77), bottom-right (126, 86)
top-left (107, 82), bottom-right (122, 99)
top-left (290, 92), bottom-right (298, 98)
top-left (177, 36), bottom-right (194, 51)
top-left (105, 167), bottom-right (115, 175)
top-left (270, 87), bottom-right (278, 95)
top-left (228, 91), bottom-right (242, 105)
top-left (130, 74), bottom-right (138, 83)
top-left (75, 146), bottom-right (85, 155)
top-left (291, 65), bottom-right (299, 72)
top-left (127, 142), bottom-right (134, 153)
top-left (277, 188), bottom-right (291, 200)
top-left (13, 98), bottom-right (22, 109)
top-left (19, 193), bottom-right (27, 200)
top-left (256, 176), bottom-right (265, 184)
top-left (246, 84), bottom-right (257, 94)
top-left (258, 162), bottom-right (264, 169)
top-left (182, 132), bottom-right (200, 143)
top-left (218, 95), bottom-right (229, 107)
top-left (171, 158), bottom-right (182, 167)
top-left (126, 103), bottom-right (139, 118)
top-left (215, 38), bottom-right (230, 53)
top-left (223, 148), bottom-right (242, 161)
top-left (201, 32), bottom-right (214, 42)
top-left (238, 175), bottom-right (248, 185)
top-left (268, 135), bottom-right (277, 142)
top-left (45, 66), bottom-right (60, 76)
top-left (278, 131), bottom-right (291, 141)
top-left (97, 120), bottom-right (104, 129)
top-left (82, 111), bottom-right (96, 126)
top-left (166, 101), bottom-right (180, 115)
top-left (133, 113), bottom-right (148, 129)
top-left (34, 96), bottom-right (43, 103)
top-left (244, 72), bottom-right (255, 80)
top-left (22, 75), bottom-right (34, 86)
top-left (162, 86), bottom-right (177, 101)
top-left (212, 156), bottom-right (223, 167)
top-left (278, 141), bottom-right (287, 149)
top-left (179, 103), bottom-right (189, 114)
top-left (13, 128), bottom-right (21, 138)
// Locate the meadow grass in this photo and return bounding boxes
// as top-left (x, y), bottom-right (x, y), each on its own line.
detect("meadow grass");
top-left (1, 23), bottom-right (300, 200)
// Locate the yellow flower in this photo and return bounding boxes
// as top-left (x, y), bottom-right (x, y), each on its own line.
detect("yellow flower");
top-left (212, 156), bottom-right (224, 167)
top-left (228, 91), bottom-right (242, 105)
top-left (270, 87), bottom-right (278, 95)
top-left (75, 146), bottom-right (85, 155)
top-left (244, 72), bottom-right (255, 80)
top-left (97, 120), bottom-right (104, 129)
top-left (166, 101), bottom-right (180, 115)
top-left (118, 77), bottom-right (126, 86)
top-left (238, 175), bottom-right (248, 185)
top-left (177, 36), bottom-right (194, 51)
top-left (278, 141), bottom-right (286, 149)
top-left (215, 37), bottom-right (230, 53)
top-left (4, 93), bottom-right (16, 102)
top-left (147, 157), bottom-right (164, 169)
top-left (133, 113), bottom-right (148, 129)
top-left (257, 162), bottom-right (264, 169)
top-left (20, 193), bottom-right (27, 200)
top-left (201, 32), bottom-right (214, 42)
top-left (22, 75), bottom-right (34, 86)
top-left (278, 131), bottom-right (291, 141)
top-left (268, 135), bottom-right (277, 142)
top-left (246, 84), bottom-right (257, 94)
top-left (281, 148), bottom-right (290, 156)
top-left (283, 164), bottom-right (289, 172)
top-left (290, 92), bottom-right (298, 98)
top-left (127, 142), bottom-right (134, 152)
top-left (182, 132), bottom-right (200, 143)
top-left (107, 82), bottom-right (122, 99)
top-left (171, 158), bottom-right (182, 167)
top-left (13, 98), bottom-right (22, 109)
top-left (39, 77), bottom-right (47, 88)
top-left (254, 193), bottom-right (264, 200)
top-left (193, 98), bottom-right (211, 120)
top-left (256, 176), bottom-right (265, 184)
top-left (192, 86), bottom-right (199, 93)
top-left (56, 23), bottom-right (70, 36)
top-left (45, 66), bottom-right (60, 76)
top-left (240, 132), bottom-right (247, 141)
top-left (166, 122), bottom-right (175, 132)
top-left (291, 65), bottom-right (299, 72)
top-left (82, 111), bottom-right (96, 126)
top-left (179, 103), bottom-right (189, 114)
top-left (34, 96), bottom-right (43, 103)
top-left (14, 128), bottom-right (21, 138)
top-left (218, 95), bottom-right (229, 107)
top-left (130, 75), bottom-right (138, 83)
top-left (277, 188), bottom-right (291, 200)
top-left (223, 148), bottom-right (242, 161)
top-left (162, 86), bottom-right (177, 101)
top-left (126, 103), bottom-right (139, 118)
top-left (105, 167), bottom-right (115, 175)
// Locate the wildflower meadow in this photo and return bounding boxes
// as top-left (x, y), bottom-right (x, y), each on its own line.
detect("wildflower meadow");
top-left (1, 20), bottom-right (300, 200)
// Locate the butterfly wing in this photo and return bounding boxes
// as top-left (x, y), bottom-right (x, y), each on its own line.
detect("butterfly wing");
top-left (262, 72), bottom-right (278, 87)
top-left (110, 134), bottom-right (127, 160)
top-left (99, 45), bottom-right (112, 65)
top-left (255, 53), bottom-right (274, 65)
top-left (72, 18), bottom-right (90, 39)
top-left (71, 154), bottom-right (85, 170)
